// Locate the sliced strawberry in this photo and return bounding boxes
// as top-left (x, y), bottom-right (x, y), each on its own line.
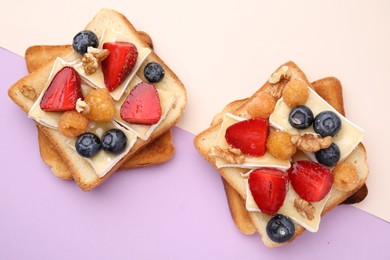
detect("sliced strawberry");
top-left (120, 82), bottom-right (162, 125)
top-left (248, 168), bottom-right (288, 215)
top-left (225, 117), bottom-right (269, 157)
top-left (102, 42), bottom-right (138, 92)
top-left (40, 66), bottom-right (82, 112)
top-left (288, 161), bottom-right (334, 202)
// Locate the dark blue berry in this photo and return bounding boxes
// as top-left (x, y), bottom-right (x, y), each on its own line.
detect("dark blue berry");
top-left (266, 214), bottom-right (295, 243)
top-left (144, 62), bottom-right (165, 83)
top-left (72, 30), bottom-right (99, 55)
top-left (288, 105), bottom-right (314, 129)
top-left (315, 142), bottom-right (340, 167)
top-left (313, 111), bottom-right (341, 137)
top-left (75, 133), bottom-right (101, 158)
top-left (101, 129), bottom-right (127, 154)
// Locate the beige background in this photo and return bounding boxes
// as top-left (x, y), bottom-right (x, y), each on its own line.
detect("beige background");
top-left (1, 0), bottom-right (389, 222)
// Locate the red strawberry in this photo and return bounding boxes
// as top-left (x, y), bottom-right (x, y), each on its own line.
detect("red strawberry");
top-left (248, 168), bottom-right (288, 215)
top-left (102, 42), bottom-right (138, 92)
top-left (225, 117), bottom-right (269, 156)
top-left (120, 82), bottom-right (162, 125)
top-left (40, 66), bottom-right (82, 112)
top-left (288, 161), bottom-right (334, 202)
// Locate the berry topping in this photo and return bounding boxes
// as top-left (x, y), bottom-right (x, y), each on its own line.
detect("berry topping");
top-left (40, 66), bottom-right (82, 112)
top-left (102, 129), bottom-right (127, 154)
top-left (248, 168), bottom-right (288, 215)
top-left (246, 91), bottom-right (276, 119)
top-left (266, 131), bottom-right (297, 160)
top-left (72, 30), bottom-right (99, 55)
top-left (313, 111), bottom-right (341, 137)
top-left (75, 133), bottom-right (101, 158)
top-left (282, 78), bottom-right (309, 108)
top-left (288, 161), bottom-right (334, 202)
top-left (315, 142), bottom-right (341, 167)
top-left (102, 42), bottom-right (138, 92)
top-left (288, 105), bottom-right (314, 129)
top-left (83, 88), bottom-right (116, 122)
top-left (144, 62), bottom-right (165, 83)
top-left (120, 82), bottom-right (162, 125)
top-left (266, 214), bottom-right (295, 243)
top-left (225, 118), bottom-right (269, 157)
top-left (58, 111), bottom-right (88, 138)
top-left (332, 162), bottom-right (359, 192)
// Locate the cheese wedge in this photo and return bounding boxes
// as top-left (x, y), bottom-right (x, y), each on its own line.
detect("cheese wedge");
top-left (215, 113), bottom-right (290, 170)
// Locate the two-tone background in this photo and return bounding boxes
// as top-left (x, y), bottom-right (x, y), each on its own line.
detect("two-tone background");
top-left (1, 0), bottom-right (389, 259)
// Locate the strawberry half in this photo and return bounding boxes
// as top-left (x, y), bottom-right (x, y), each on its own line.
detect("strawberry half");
top-left (120, 82), bottom-right (162, 125)
top-left (102, 42), bottom-right (138, 92)
top-left (288, 161), bottom-right (334, 202)
top-left (40, 66), bottom-right (82, 112)
top-left (248, 168), bottom-right (288, 215)
top-left (225, 117), bottom-right (269, 157)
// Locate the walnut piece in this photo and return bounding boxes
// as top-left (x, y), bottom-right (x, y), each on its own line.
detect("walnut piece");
top-left (82, 47), bottom-right (110, 75)
top-left (209, 146), bottom-right (245, 164)
top-left (269, 66), bottom-right (290, 84)
top-left (19, 84), bottom-right (37, 100)
top-left (267, 82), bottom-right (285, 99)
top-left (291, 133), bottom-right (332, 152)
top-left (294, 198), bottom-right (315, 220)
top-left (75, 98), bottom-right (90, 114)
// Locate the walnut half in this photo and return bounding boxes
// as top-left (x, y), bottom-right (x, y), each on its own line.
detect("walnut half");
top-left (209, 146), bottom-right (245, 164)
top-left (291, 133), bottom-right (332, 152)
top-left (82, 47), bottom-right (110, 75)
top-left (294, 198), bottom-right (315, 220)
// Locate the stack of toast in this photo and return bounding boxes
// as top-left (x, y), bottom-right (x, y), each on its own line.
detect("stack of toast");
top-left (8, 9), bottom-right (187, 190)
top-left (194, 61), bottom-right (368, 246)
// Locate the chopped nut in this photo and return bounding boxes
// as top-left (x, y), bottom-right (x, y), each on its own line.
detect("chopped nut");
top-left (294, 198), bottom-right (315, 220)
top-left (75, 98), bottom-right (90, 114)
top-left (19, 84), bottom-right (37, 100)
top-left (87, 47), bottom-right (110, 60)
top-left (82, 47), bottom-right (110, 75)
top-left (269, 66), bottom-right (289, 84)
top-left (267, 81), bottom-right (285, 99)
top-left (291, 133), bottom-right (333, 152)
top-left (209, 146), bottom-right (245, 164)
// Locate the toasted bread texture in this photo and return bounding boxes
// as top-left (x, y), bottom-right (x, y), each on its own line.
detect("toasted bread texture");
top-left (194, 61), bottom-right (369, 247)
top-left (8, 9), bottom-right (186, 190)
top-left (214, 77), bottom-right (368, 237)
top-left (25, 31), bottom-right (174, 180)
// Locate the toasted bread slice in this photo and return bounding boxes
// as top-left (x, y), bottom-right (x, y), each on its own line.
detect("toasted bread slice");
top-left (25, 32), bottom-right (174, 180)
top-left (8, 9), bottom-right (187, 190)
top-left (214, 77), bottom-right (367, 236)
top-left (194, 61), bottom-right (368, 247)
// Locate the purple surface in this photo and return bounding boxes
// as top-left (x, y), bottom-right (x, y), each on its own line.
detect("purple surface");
top-left (1, 47), bottom-right (389, 259)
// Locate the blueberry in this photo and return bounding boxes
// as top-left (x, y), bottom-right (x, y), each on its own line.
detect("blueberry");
top-left (313, 111), bottom-right (341, 137)
top-left (75, 133), bottom-right (101, 158)
top-left (72, 30), bottom-right (99, 55)
top-left (266, 214), bottom-right (295, 243)
top-left (315, 142), bottom-right (341, 167)
top-left (101, 129), bottom-right (127, 154)
top-left (144, 62), bottom-right (165, 83)
top-left (288, 105), bottom-right (314, 129)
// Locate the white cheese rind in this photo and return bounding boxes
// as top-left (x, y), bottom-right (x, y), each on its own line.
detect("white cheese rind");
top-left (28, 58), bottom-right (78, 129)
top-left (269, 87), bottom-right (365, 162)
top-left (114, 84), bottom-right (176, 141)
top-left (215, 113), bottom-right (291, 170)
top-left (74, 28), bottom-right (151, 101)
top-left (244, 170), bottom-right (330, 233)
top-left (67, 121), bottom-right (137, 177)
